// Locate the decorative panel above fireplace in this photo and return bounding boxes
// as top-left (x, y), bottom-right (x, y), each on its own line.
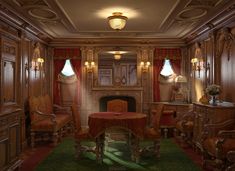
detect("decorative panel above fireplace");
top-left (98, 51), bottom-right (137, 87)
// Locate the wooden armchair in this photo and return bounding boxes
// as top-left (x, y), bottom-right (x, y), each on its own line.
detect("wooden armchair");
top-left (137, 103), bottom-right (164, 160)
top-left (71, 104), bottom-right (98, 160)
top-left (175, 110), bottom-right (194, 144)
top-left (29, 95), bottom-right (72, 148)
top-left (202, 119), bottom-right (235, 170)
top-left (106, 99), bottom-right (129, 146)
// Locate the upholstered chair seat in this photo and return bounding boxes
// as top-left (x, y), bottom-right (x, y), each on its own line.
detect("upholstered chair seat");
top-left (203, 137), bottom-right (235, 158)
top-left (31, 114), bottom-right (71, 131)
top-left (144, 128), bottom-right (161, 139)
top-left (175, 120), bottom-right (194, 132)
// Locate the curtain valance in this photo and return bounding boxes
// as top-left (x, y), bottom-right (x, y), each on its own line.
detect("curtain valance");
top-left (54, 48), bottom-right (81, 59)
top-left (155, 48), bottom-right (181, 60)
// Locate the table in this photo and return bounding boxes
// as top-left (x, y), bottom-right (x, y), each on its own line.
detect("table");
top-left (88, 112), bottom-right (147, 162)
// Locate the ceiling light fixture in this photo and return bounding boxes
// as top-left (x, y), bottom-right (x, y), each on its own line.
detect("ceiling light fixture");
top-left (108, 12), bottom-right (128, 30)
top-left (114, 52), bottom-right (121, 60)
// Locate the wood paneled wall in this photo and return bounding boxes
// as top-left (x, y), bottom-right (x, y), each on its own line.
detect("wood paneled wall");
top-left (0, 19), bottom-right (51, 147)
top-left (188, 26), bottom-right (235, 103)
top-left (220, 27), bottom-right (235, 102)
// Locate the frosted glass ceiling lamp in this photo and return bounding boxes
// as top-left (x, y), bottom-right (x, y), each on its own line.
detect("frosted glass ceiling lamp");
top-left (114, 52), bottom-right (121, 60)
top-left (108, 12), bottom-right (128, 30)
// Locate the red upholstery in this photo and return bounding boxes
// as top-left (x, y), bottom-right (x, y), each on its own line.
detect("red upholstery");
top-left (31, 114), bottom-right (71, 131)
top-left (144, 128), bottom-right (161, 139)
top-left (203, 137), bottom-right (235, 158)
top-left (160, 110), bottom-right (176, 126)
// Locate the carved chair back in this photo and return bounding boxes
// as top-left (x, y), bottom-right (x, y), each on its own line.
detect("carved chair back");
top-left (151, 104), bottom-right (164, 131)
top-left (71, 103), bottom-right (81, 131)
top-left (107, 99), bottom-right (128, 113)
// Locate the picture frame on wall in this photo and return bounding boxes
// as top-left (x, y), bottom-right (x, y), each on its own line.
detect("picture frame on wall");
top-left (98, 69), bottom-right (113, 86)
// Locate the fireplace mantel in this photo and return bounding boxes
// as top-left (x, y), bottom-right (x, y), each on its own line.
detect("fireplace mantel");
top-left (92, 86), bottom-right (143, 91)
top-left (91, 87), bottom-right (143, 113)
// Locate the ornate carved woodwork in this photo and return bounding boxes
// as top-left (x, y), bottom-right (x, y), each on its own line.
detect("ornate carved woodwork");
top-left (0, 107), bottom-right (22, 171)
top-left (193, 102), bottom-right (235, 151)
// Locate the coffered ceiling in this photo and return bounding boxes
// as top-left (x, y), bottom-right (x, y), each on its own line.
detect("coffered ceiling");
top-left (0, 0), bottom-right (234, 41)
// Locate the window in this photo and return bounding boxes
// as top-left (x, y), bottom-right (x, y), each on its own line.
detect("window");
top-left (61, 59), bottom-right (75, 76)
top-left (160, 59), bottom-right (174, 77)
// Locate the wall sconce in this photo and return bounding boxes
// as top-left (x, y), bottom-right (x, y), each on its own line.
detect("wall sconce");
top-left (140, 61), bottom-right (151, 72)
top-left (84, 61), bottom-right (95, 73)
top-left (191, 58), bottom-right (210, 78)
top-left (191, 42), bottom-right (210, 78)
top-left (25, 42), bottom-right (44, 78)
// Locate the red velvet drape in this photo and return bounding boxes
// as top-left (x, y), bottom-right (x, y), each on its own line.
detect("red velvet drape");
top-left (70, 59), bottom-right (81, 105)
top-left (53, 59), bottom-right (66, 105)
top-left (153, 59), bottom-right (165, 101)
top-left (153, 48), bottom-right (182, 102)
top-left (171, 59), bottom-right (181, 75)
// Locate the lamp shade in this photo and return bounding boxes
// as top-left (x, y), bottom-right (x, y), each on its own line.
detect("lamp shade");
top-left (108, 12), bottom-right (127, 30)
top-left (175, 75), bottom-right (187, 83)
top-left (114, 53), bottom-right (121, 60)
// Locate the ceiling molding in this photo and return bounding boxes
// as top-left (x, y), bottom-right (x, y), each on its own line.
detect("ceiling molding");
top-left (44, 0), bottom-right (78, 32)
top-left (0, 1), bottom-right (53, 42)
top-left (1, 0), bottom-right (234, 42)
top-left (48, 38), bottom-right (186, 47)
top-left (184, 1), bottom-right (235, 42)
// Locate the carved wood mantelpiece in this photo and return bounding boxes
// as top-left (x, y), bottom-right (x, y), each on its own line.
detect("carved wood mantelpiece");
top-left (91, 87), bottom-right (143, 113)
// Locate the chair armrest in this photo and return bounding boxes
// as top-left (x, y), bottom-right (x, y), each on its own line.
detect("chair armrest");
top-left (53, 104), bottom-right (70, 113)
top-left (227, 151), bottom-right (235, 162)
top-left (203, 119), bottom-right (235, 138)
top-left (218, 130), bottom-right (235, 139)
top-left (31, 110), bottom-right (56, 124)
top-left (175, 110), bottom-right (194, 122)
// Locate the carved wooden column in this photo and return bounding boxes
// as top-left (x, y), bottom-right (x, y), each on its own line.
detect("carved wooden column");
top-left (139, 47), bottom-right (153, 114)
top-left (80, 47), bottom-right (96, 126)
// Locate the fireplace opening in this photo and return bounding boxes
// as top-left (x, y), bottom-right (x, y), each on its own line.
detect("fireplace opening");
top-left (99, 96), bottom-right (136, 112)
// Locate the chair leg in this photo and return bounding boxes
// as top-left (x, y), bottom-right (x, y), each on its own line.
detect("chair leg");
top-left (154, 140), bottom-right (160, 158)
top-left (53, 132), bottom-right (58, 146)
top-left (130, 136), bottom-right (140, 163)
top-left (75, 139), bottom-right (82, 159)
top-left (30, 131), bottom-right (35, 148)
top-left (163, 128), bottom-right (168, 138)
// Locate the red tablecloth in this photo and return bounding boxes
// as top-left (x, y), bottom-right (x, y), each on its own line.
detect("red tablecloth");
top-left (88, 112), bottom-right (147, 138)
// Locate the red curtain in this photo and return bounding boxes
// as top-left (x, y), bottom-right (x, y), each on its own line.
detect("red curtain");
top-left (70, 59), bottom-right (81, 105)
top-left (53, 59), bottom-right (66, 105)
top-left (54, 48), bottom-right (80, 59)
top-left (171, 59), bottom-right (181, 75)
top-left (153, 59), bottom-right (165, 101)
top-left (153, 48), bottom-right (182, 102)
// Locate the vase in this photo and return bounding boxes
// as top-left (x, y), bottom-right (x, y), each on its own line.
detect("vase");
top-left (211, 95), bottom-right (217, 106)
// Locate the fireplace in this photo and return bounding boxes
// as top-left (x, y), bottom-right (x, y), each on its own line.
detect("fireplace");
top-left (99, 96), bottom-right (136, 112)
top-left (80, 87), bottom-right (143, 126)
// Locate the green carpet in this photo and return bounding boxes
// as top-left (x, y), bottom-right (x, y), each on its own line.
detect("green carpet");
top-left (35, 138), bottom-right (201, 171)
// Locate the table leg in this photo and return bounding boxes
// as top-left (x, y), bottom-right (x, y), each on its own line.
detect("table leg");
top-left (130, 135), bottom-right (140, 163)
top-left (96, 133), bottom-right (105, 163)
